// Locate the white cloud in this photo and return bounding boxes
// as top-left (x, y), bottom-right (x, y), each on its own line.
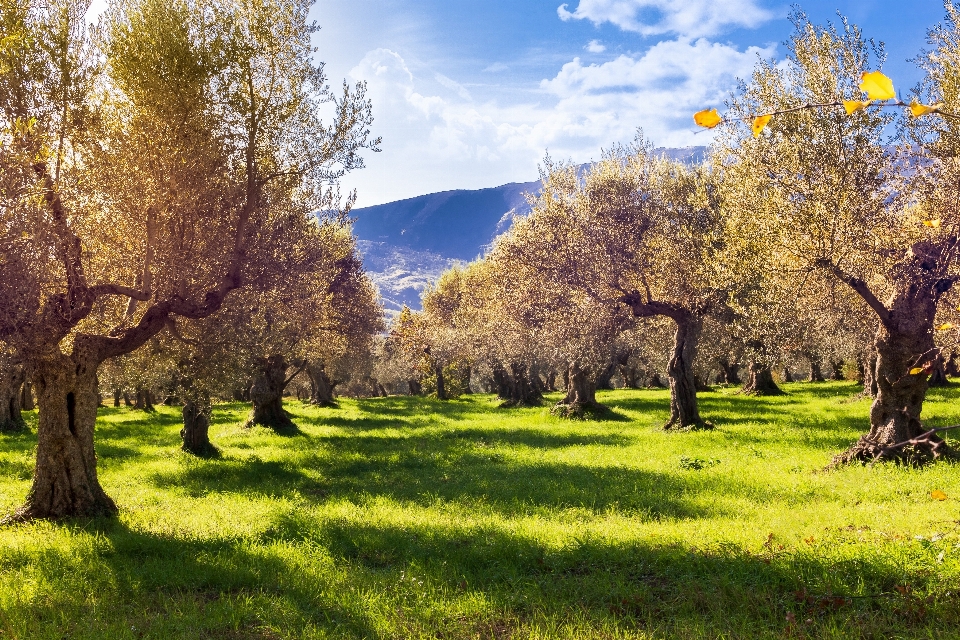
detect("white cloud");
top-left (344, 40), bottom-right (773, 206)
top-left (434, 73), bottom-right (472, 100)
top-left (557, 0), bottom-right (773, 38)
top-left (585, 40), bottom-right (607, 53)
top-left (482, 62), bottom-right (510, 73)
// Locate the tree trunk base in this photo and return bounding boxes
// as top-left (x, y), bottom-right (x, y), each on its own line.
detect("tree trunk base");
top-left (244, 409), bottom-right (297, 433)
top-left (831, 432), bottom-right (958, 466)
top-left (181, 398), bottom-right (218, 458)
top-left (551, 400), bottom-right (608, 419)
top-left (663, 417), bottom-right (715, 431)
top-left (741, 364), bottom-right (784, 396)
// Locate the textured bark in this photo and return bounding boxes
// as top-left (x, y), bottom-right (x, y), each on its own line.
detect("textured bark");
top-left (946, 351), bottom-right (960, 377)
top-left (836, 321), bottom-right (940, 463)
top-left (620, 366), bottom-right (641, 388)
top-left (307, 363), bottom-right (338, 406)
top-left (497, 363), bottom-right (542, 407)
top-left (461, 367), bottom-right (473, 394)
top-left (928, 354), bottom-right (950, 387)
top-left (807, 354), bottom-right (825, 382)
top-left (0, 366), bottom-right (26, 432)
top-left (113, 388), bottom-right (121, 407)
top-left (782, 367), bottom-right (794, 383)
top-left (133, 387), bottom-right (155, 412)
top-left (664, 314), bottom-right (711, 429)
top-left (648, 373), bottom-right (667, 388)
top-left (123, 391), bottom-right (132, 407)
top-left (829, 359), bottom-right (846, 381)
top-left (552, 362), bottom-right (603, 417)
top-left (741, 362), bottom-right (783, 396)
top-left (596, 362), bottom-right (618, 390)
top-left (717, 359), bottom-right (741, 385)
top-left (247, 355), bottom-right (295, 431)
top-left (434, 364), bottom-right (448, 400)
top-left (181, 391), bottom-right (215, 457)
top-left (20, 380), bottom-right (34, 411)
top-left (9, 354), bottom-right (117, 520)
top-left (821, 246), bottom-right (958, 463)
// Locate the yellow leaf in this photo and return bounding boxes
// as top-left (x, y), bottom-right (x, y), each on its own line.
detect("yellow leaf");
top-left (937, 323), bottom-right (955, 331)
top-left (752, 114), bottom-right (772, 137)
top-left (694, 109), bottom-right (722, 129)
top-left (923, 219), bottom-right (941, 228)
top-left (860, 71), bottom-right (896, 101)
top-left (909, 367), bottom-right (925, 375)
top-left (844, 100), bottom-right (871, 115)
top-left (931, 490), bottom-right (948, 501)
top-left (910, 101), bottom-right (941, 117)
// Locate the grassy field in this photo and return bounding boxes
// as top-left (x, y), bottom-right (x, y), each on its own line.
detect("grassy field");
top-left (0, 382), bottom-right (959, 639)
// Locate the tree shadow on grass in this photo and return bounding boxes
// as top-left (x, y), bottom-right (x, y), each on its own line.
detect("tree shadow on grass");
top-left (256, 511), bottom-right (954, 638)
top-left (151, 456), bottom-right (310, 498)
top-left (1, 519), bottom-right (380, 640)
top-left (8, 513), bottom-right (949, 639)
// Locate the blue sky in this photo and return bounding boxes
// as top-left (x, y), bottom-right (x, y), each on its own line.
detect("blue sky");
top-left (314, 0), bottom-right (950, 206)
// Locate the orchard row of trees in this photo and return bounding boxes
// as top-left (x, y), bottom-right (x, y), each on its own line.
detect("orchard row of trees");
top-left (0, 0), bottom-right (381, 520)
top-left (379, 8), bottom-right (960, 465)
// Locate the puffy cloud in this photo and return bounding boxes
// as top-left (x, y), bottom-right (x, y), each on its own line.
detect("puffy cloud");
top-left (585, 40), bottom-right (607, 53)
top-left (344, 40), bottom-right (773, 205)
top-left (557, 0), bottom-right (773, 38)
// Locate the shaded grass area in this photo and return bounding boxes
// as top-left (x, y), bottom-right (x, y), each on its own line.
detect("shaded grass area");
top-left (1, 382), bottom-right (959, 638)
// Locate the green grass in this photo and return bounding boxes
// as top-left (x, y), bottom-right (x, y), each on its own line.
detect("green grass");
top-left (1, 382), bottom-right (959, 639)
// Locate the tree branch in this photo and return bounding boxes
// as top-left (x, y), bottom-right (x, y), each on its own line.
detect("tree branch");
top-left (815, 259), bottom-right (891, 326)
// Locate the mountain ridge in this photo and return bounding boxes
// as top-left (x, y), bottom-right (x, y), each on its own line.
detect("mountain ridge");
top-left (353, 146), bottom-right (707, 313)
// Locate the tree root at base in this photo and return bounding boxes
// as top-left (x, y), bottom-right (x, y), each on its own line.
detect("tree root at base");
top-left (830, 433), bottom-right (959, 467)
top-left (551, 401), bottom-right (610, 419)
top-left (663, 419), bottom-right (715, 431)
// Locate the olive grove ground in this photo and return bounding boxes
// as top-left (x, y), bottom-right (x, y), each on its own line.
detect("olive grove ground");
top-left (0, 384), bottom-right (958, 639)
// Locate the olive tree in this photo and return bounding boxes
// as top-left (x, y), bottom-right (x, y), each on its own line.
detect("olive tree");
top-left (0, 0), bottom-right (378, 519)
top-left (716, 11), bottom-right (959, 462)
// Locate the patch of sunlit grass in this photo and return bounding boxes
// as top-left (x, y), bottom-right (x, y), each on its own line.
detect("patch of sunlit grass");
top-left (0, 382), bottom-right (958, 638)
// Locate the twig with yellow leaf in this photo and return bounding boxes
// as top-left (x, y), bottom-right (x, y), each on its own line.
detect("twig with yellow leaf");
top-left (694, 71), bottom-right (958, 137)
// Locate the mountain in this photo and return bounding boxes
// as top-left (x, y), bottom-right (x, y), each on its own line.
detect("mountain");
top-left (352, 147), bottom-right (707, 314)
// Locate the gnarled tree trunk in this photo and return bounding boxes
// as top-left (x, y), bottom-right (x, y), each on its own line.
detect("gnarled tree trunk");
top-left (248, 355), bottom-right (295, 431)
top-left (807, 353), bottom-right (825, 382)
top-left (717, 359), bottom-right (741, 385)
top-left (946, 351), bottom-right (960, 377)
top-left (552, 362), bottom-right (603, 417)
top-left (596, 361), bottom-right (618, 390)
top-left (496, 362), bottom-right (541, 407)
top-left (928, 354), bottom-right (950, 387)
top-left (434, 364), bottom-right (448, 400)
top-left (307, 362), bottom-right (338, 406)
top-left (782, 366), bottom-right (794, 383)
top-left (11, 353), bottom-right (117, 520)
top-left (664, 313), bottom-right (711, 429)
top-left (837, 316), bottom-right (953, 463)
top-left (133, 387), bottom-right (154, 412)
top-left (0, 366), bottom-right (26, 432)
top-left (742, 361), bottom-right (783, 396)
top-left (181, 386), bottom-right (215, 457)
top-left (829, 359), bottom-right (846, 381)
top-left (620, 365), bottom-right (641, 388)
top-left (20, 380), bottom-right (34, 411)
